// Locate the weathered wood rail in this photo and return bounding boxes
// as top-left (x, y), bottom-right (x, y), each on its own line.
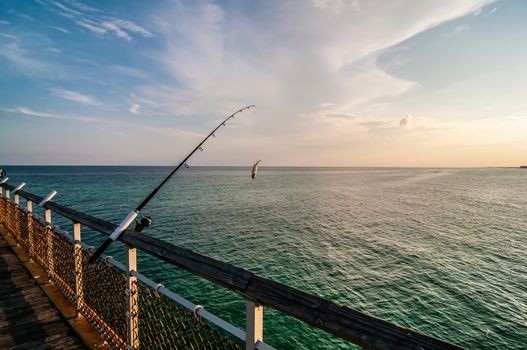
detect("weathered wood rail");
top-left (0, 182), bottom-right (465, 350)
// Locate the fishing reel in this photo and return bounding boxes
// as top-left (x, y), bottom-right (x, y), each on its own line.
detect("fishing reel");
top-left (134, 215), bottom-right (152, 233)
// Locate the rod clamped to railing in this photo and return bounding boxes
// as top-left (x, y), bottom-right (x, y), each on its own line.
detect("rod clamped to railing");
top-left (88, 210), bottom-right (138, 263)
top-left (39, 190), bottom-right (58, 207)
top-left (88, 104), bottom-right (256, 263)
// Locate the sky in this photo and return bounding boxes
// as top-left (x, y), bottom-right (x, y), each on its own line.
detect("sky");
top-left (0, 0), bottom-right (526, 167)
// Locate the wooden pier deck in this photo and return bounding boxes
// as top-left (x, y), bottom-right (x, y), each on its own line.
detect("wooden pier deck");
top-left (0, 234), bottom-right (86, 350)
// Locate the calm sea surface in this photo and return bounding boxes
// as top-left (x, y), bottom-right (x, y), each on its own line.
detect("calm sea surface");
top-left (2, 166), bottom-right (526, 349)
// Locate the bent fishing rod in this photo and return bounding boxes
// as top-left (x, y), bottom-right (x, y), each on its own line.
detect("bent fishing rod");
top-left (88, 104), bottom-right (255, 263)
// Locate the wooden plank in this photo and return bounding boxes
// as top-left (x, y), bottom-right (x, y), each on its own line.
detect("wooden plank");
top-left (1, 183), bottom-right (466, 350)
top-left (0, 234), bottom-right (86, 349)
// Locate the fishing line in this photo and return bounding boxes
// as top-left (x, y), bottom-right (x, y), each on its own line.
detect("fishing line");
top-left (89, 105), bottom-right (255, 263)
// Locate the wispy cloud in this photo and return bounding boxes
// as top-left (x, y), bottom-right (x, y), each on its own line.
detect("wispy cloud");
top-left (75, 20), bottom-right (105, 34)
top-left (311, 0), bottom-right (360, 14)
top-left (442, 24), bottom-right (471, 38)
top-left (39, 0), bottom-right (152, 41)
top-left (50, 26), bottom-right (71, 33)
top-left (113, 19), bottom-right (152, 37)
top-left (112, 65), bottom-right (149, 80)
top-left (0, 32), bottom-right (71, 79)
top-left (20, 14), bottom-right (35, 21)
top-left (0, 42), bottom-right (49, 75)
top-left (0, 20), bottom-right (10, 25)
top-left (51, 88), bottom-right (100, 105)
top-left (9, 107), bottom-right (100, 122)
top-left (0, 33), bottom-right (16, 39)
top-left (144, 0), bottom-right (491, 124)
top-left (400, 114), bottom-right (412, 127)
top-left (454, 24), bottom-right (471, 34)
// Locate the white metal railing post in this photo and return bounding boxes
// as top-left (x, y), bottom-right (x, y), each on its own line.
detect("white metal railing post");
top-left (38, 191), bottom-right (57, 278)
top-left (27, 200), bottom-right (32, 213)
top-left (5, 189), bottom-right (10, 199)
top-left (0, 177), bottom-right (7, 196)
top-left (73, 221), bottom-right (83, 317)
top-left (44, 208), bottom-right (51, 223)
top-left (13, 182), bottom-right (26, 205)
top-left (246, 300), bottom-right (264, 350)
top-left (126, 244), bottom-right (139, 349)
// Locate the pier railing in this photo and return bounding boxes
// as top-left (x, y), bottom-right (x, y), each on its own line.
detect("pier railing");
top-left (0, 182), bottom-right (464, 350)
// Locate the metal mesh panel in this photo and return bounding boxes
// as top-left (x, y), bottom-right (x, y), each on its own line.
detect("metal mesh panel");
top-left (17, 208), bottom-right (30, 248)
top-left (0, 195), bottom-right (247, 350)
top-left (0, 195), bottom-right (5, 221)
top-left (12, 203), bottom-right (21, 241)
top-left (77, 250), bottom-right (128, 349)
top-left (3, 200), bottom-right (17, 235)
top-left (48, 229), bottom-right (76, 301)
top-left (30, 216), bottom-right (49, 267)
top-left (137, 280), bottom-right (242, 350)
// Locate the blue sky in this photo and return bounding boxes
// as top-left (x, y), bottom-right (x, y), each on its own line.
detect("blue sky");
top-left (1, 0), bottom-right (526, 166)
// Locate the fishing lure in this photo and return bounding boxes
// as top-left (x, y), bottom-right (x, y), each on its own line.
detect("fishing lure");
top-left (251, 160), bottom-right (261, 180)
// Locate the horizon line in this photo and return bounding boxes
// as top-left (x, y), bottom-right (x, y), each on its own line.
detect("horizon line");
top-left (1, 164), bottom-right (522, 169)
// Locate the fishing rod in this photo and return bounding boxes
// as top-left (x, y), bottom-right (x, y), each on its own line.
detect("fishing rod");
top-left (88, 104), bottom-right (255, 263)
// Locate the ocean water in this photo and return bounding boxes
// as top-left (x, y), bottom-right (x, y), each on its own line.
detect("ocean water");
top-left (1, 166), bottom-right (526, 349)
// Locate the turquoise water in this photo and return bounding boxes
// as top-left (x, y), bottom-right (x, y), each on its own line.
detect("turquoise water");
top-left (2, 166), bottom-right (526, 349)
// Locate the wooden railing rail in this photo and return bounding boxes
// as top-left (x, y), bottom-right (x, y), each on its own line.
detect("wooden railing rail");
top-left (0, 182), bottom-right (465, 350)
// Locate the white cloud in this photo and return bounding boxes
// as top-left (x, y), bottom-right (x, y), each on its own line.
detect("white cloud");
top-left (311, 0), bottom-right (360, 14)
top-left (144, 0), bottom-right (491, 122)
top-left (0, 42), bottom-right (49, 74)
top-left (12, 107), bottom-right (100, 122)
top-left (129, 104), bottom-right (141, 114)
top-left (50, 26), bottom-right (71, 33)
top-left (112, 65), bottom-right (149, 80)
top-left (20, 14), bottom-right (35, 21)
top-left (0, 33), bottom-right (16, 39)
top-left (120, 0), bottom-right (495, 166)
top-left (0, 20), bottom-right (10, 25)
top-left (490, 7), bottom-right (497, 13)
top-left (113, 19), bottom-right (153, 37)
top-left (400, 114), bottom-right (412, 127)
top-left (101, 21), bottom-right (131, 41)
top-left (453, 24), bottom-right (471, 35)
top-left (75, 20), bottom-right (106, 34)
top-left (40, 0), bottom-right (152, 41)
top-left (52, 88), bottom-right (100, 105)
top-left (66, 0), bottom-right (99, 13)
top-left (0, 33), bottom-right (71, 79)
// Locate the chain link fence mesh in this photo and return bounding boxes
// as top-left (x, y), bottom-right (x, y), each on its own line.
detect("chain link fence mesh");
top-left (0, 195), bottom-right (244, 350)
top-left (137, 279), bottom-right (242, 350)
